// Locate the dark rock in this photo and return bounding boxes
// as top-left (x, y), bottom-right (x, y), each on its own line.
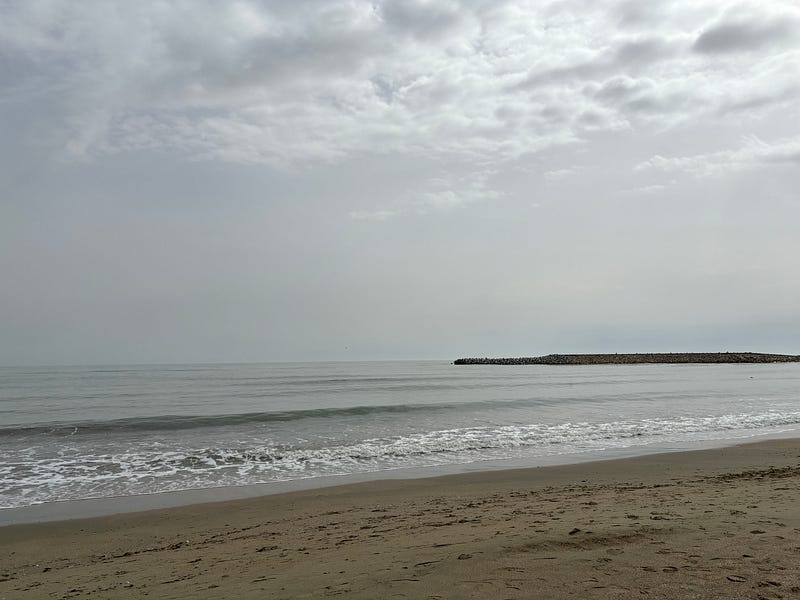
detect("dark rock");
top-left (453, 352), bottom-right (800, 366)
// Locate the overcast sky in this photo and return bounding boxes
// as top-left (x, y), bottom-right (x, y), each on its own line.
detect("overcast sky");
top-left (1, 0), bottom-right (799, 365)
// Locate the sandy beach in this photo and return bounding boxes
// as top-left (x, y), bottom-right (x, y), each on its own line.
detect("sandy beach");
top-left (2, 438), bottom-right (799, 599)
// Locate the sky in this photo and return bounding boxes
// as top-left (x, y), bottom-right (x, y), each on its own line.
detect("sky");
top-left (1, 0), bottom-right (799, 365)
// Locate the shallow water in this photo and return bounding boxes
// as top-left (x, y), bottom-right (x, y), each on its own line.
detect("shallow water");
top-left (2, 361), bottom-right (799, 510)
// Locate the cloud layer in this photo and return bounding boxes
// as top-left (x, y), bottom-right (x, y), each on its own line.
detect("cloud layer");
top-left (3, 0), bottom-right (798, 170)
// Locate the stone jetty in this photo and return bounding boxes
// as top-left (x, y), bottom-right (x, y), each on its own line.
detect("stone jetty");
top-left (453, 352), bottom-right (800, 365)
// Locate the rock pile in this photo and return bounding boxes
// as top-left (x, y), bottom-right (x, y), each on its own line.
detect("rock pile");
top-left (453, 352), bottom-right (800, 365)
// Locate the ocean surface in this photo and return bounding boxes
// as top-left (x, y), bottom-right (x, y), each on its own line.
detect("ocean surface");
top-left (2, 361), bottom-right (800, 512)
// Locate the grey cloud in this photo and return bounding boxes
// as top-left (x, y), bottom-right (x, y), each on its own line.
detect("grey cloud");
top-left (759, 142), bottom-right (800, 164)
top-left (622, 96), bottom-right (663, 114)
top-left (518, 58), bottom-right (607, 88)
top-left (133, 6), bottom-right (390, 106)
top-left (591, 75), bottom-right (701, 119)
top-left (594, 76), bottom-right (653, 102)
top-left (614, 37), bottom-right (679, 65)
top-left (615, 0), bottom-right (666, 27)
top-left (379, 0), bottom-right (470, 41)
top-left (717, 85), bottom-right (800, 115)
top-left (575, 109), bottom-right (616, 130)
top-left (517, 36), bottom-right (681, 91)
top-left (3, 1), bottom-right (799, 173)
top-left (693, 17), bottom-right (798, 54)
top-left (637, 136), bottom-right (800, 176)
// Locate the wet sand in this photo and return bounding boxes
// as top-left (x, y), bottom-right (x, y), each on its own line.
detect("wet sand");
top-left (2, 438), bottom-right (799, 599)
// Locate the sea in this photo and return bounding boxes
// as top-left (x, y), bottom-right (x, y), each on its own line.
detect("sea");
top-left (2, 361), bottom-right (799, 520)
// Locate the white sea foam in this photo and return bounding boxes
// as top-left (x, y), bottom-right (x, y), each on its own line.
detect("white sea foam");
top-left (2, 405), bottom-right (799, 509)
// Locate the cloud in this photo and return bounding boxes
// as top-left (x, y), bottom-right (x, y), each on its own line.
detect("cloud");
top-left (636, 136), bottom-right (800, 176)
top-left (348, 209), bottom-right (401, 221)
top-left (543, 167), bottom-right (577, 181)
top-left (1, 0), bottom-right (799, 176)
top-left (349, 168), bottom-right (500, 220)
top-left (380, 0), bottom-right (472, 41)
top-left (514, 35), bottom-right (682, 92)
top-left (616, 1), bottom-right (664, 28)
top-left (418, 169), bottom-right (500, 210)
top-left (694, 15), bottom-right (799, 54)
top-left (618, 183), bottom-right (669, 195)
top-left (717, 84), bottom-right (800, 116)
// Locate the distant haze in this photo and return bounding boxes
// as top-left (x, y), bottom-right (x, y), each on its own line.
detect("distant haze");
top-left (1, 1), bottom-right (799, 365)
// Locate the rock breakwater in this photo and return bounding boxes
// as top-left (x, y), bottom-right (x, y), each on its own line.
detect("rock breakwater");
top-left (453, 352), bottom-right (800, 365)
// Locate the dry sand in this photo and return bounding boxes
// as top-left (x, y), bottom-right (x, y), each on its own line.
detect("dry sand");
top-left (2, 439), bottom-right (800, 599)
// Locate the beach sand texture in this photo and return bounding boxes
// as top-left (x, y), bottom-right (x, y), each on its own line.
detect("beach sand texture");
top-left (2, 439), bottom-right (799, 599)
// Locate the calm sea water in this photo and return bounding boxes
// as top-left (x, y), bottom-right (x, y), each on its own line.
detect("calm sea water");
top-left (1, 361), bottom-right (799, 511)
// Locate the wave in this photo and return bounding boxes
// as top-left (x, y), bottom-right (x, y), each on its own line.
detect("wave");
top-left (0, 389), bottom-right (776, 438)
top-left (0, 401), bottom-right (483, 437)
top-left (3, 409), bottom-right (800, 510)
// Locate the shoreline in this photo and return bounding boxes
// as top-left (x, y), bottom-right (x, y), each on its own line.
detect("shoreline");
top-left (3, 437), bottom-right (799, 598)
top-left (4, 429), bottom-right (799, 526)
